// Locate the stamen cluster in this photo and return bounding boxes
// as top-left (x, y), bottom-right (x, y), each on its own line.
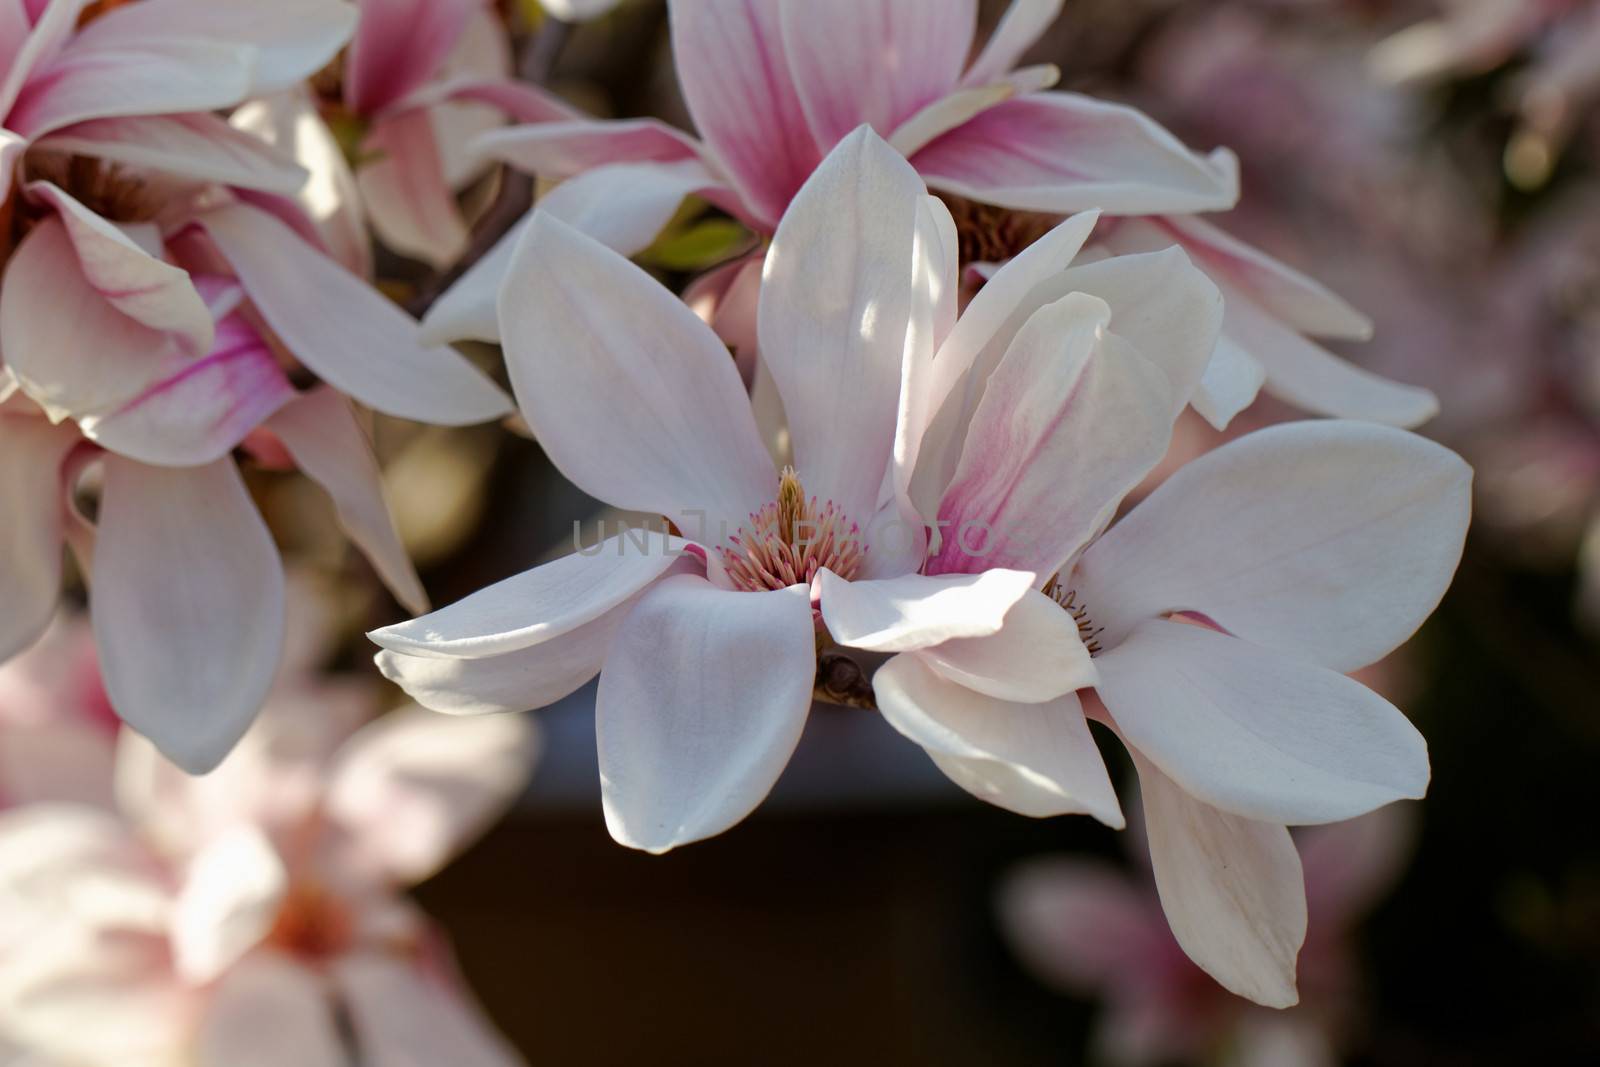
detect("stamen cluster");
top-left (720, 467), bottom-right (865, 592)
top-left (1044, 572), bottom-right (1105, 655)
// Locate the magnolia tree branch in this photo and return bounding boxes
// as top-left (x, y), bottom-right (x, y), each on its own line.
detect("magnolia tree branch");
top-left (408, 16), bottom-right (571, 317)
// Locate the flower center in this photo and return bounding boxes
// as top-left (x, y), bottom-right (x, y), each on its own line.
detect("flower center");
top-left (718, 467), bottom-right (865, 592)
top-left (1043, 572), bottom-right (1104, 656)
top-left (26, 155), bottom-right (164, 224)
top-left (266, 881), bottom-right (356, 963)
top-left (938, 194), bottom-right (1061, 268)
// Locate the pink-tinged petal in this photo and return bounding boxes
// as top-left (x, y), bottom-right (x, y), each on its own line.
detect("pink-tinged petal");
top-left (0, 719), bottom-right (117, 809)
top-left (1221, 279), bottom-right (1438, 427)
top-left (0, 215), bottom-right (197, 423)
top-left (170, 826), bottom-right (287, 983)
top-left (375, 601), bottom-right (625, 715)
top-left (998, 857), bottom-right (1172, 995)
top-left (1074, 421), bottom-right (1472, 671)
top-left (875, 653), bottom-right (1122, 824)
top-left (0, 416), bottom-right (76, 660)
top-left (197, 201), bottom-right (513, 426)
top-left (232, 90), bottom-right (373, 278)
top-left (918, 589), bottom-right (1096, 702)
top-left (79, 313), bottom-right (295, 467)
top-left (888, 78), bottom-right (1030, 161)
top-left (908, 211), bottom-right (1101, 517)
top-left (760, 127), bottom-right (924, 524)
top-left (686, 251), bottom-right (763, 359)
top-left (913, 93), bottom-right (1238, 215)
top-left (195, 952), bottom-right (342, 1067)
top-left (370, 533), bottom-right (687, 658)
top-left (401, 74), bottom-right (580, 124)
top-left (924, 210), bottom-right (1100, 423)
top-left (1097, 618), bottom-right (1429, 825)
top-left (92, 455), bottom-right (285, 773)
top-left (76, 0), bottom-right (355, 96)
top-left (669, 0), bottom-right (819, 227)
top-left (930, 293), bottom-right (1177, 576)
top-left (358, 108), bottom-right (468, 270)
top-left (597, 575), bottom-right (815, 853)
top-left (38, 112), bottom-right (308, 194)
top-left (1125, 215), bottom-right (1372, 340)
top-left (10, 36), bottom-right (255, 139)
top-left (962, 0), bottom-right (1064, 86)
top-left (499, 212), bottom-right (773, 536)
top-left (32, 182), bottom-right (212, 344)
top-left (1190, 335), bottom-right (1266, 430)
top-left (780, 0), bottom-right (974, 148)
top-left (1134, 752), bottom-right (1305, 1008)
top-left (0, 0), bottom-right (86, 120)
top-left (335, 953), bottom-right (523, 1067)
top-left (266, 387), bottom-right (427, 615)
top-left (818, 568), bottom-right (1036, 652)
top-left (327, 705), bottom-right (536, 885)
top-left (345, 0), bottom-right (477, 114)
top-left (474, 117), bottom-right (706, 179)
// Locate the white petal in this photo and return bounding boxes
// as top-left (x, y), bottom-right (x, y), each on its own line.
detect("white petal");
top-left (267, 387), bottom-right (427, 615)
top-left (370, 534), bottom-right (686, 658)
top-left (326, 705), bottom-right (538, 885)
top-left (38, 112), bottom-right (307, 193)
top-left (0, 416), bottom-right (76, 660)
top-left (962, 0), bottom-right (1065, 86)
top-left (596, 576), bottom-right (815, 853)
top-left (758, 127), bottom-right (925, 524)
top-left (77, 0), bottom-right (356, 96)
top-left (1222, 280), bottom-right (1438, 428)
top-left (9, 36), bottom-right (255, 139)
top-left (195, 952), bottom-right (342, 1067)
top-left (1135, 752), bottom-right (1306, 1008)
top-left (1097, 618), bottom-right (1429, 825)
top-left (170, 826), bottom-right (286, 983)
top-left (918, 589), bottom-right (1096, 701)
top-left (874, 653), bottom-right (1122, 824)
top-left (818, 567), bottom-right (1036, 652)
top-left (499, 211), bottom-right (773, 536)
top-left (1190, 334), bottom-right (1266, 430)
top-left (375, 604), bottom-right (619, 715)
top-left (198, 201), bottom-right (512, 426)
top-left (91, 456), bottom-right (285, 773)
top-left (538, 158), bottom-right (730, 257)
top-left (336, 953), bottom-right (523, 1067)
top-left (1075, 420), bottom-right (1472, 670)
top-left (929, 292), bottom-right (1178, 576)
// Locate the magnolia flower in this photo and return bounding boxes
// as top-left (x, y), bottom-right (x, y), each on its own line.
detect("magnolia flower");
top-left (372, 128), bottom-right (1230, 854)
top-left (328, 0), bottom-right (578, 268)
top-left (419, 0), bottom-right (1238, 345)
top-left (868, 405), bottom-right (1468, 1003)
top-left (0, 0), bottom-right (514, 771)
top-left (1000, 808), bottom-right (1415, 1066)
top-left (0, 616), bottom-right (536, 1067)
